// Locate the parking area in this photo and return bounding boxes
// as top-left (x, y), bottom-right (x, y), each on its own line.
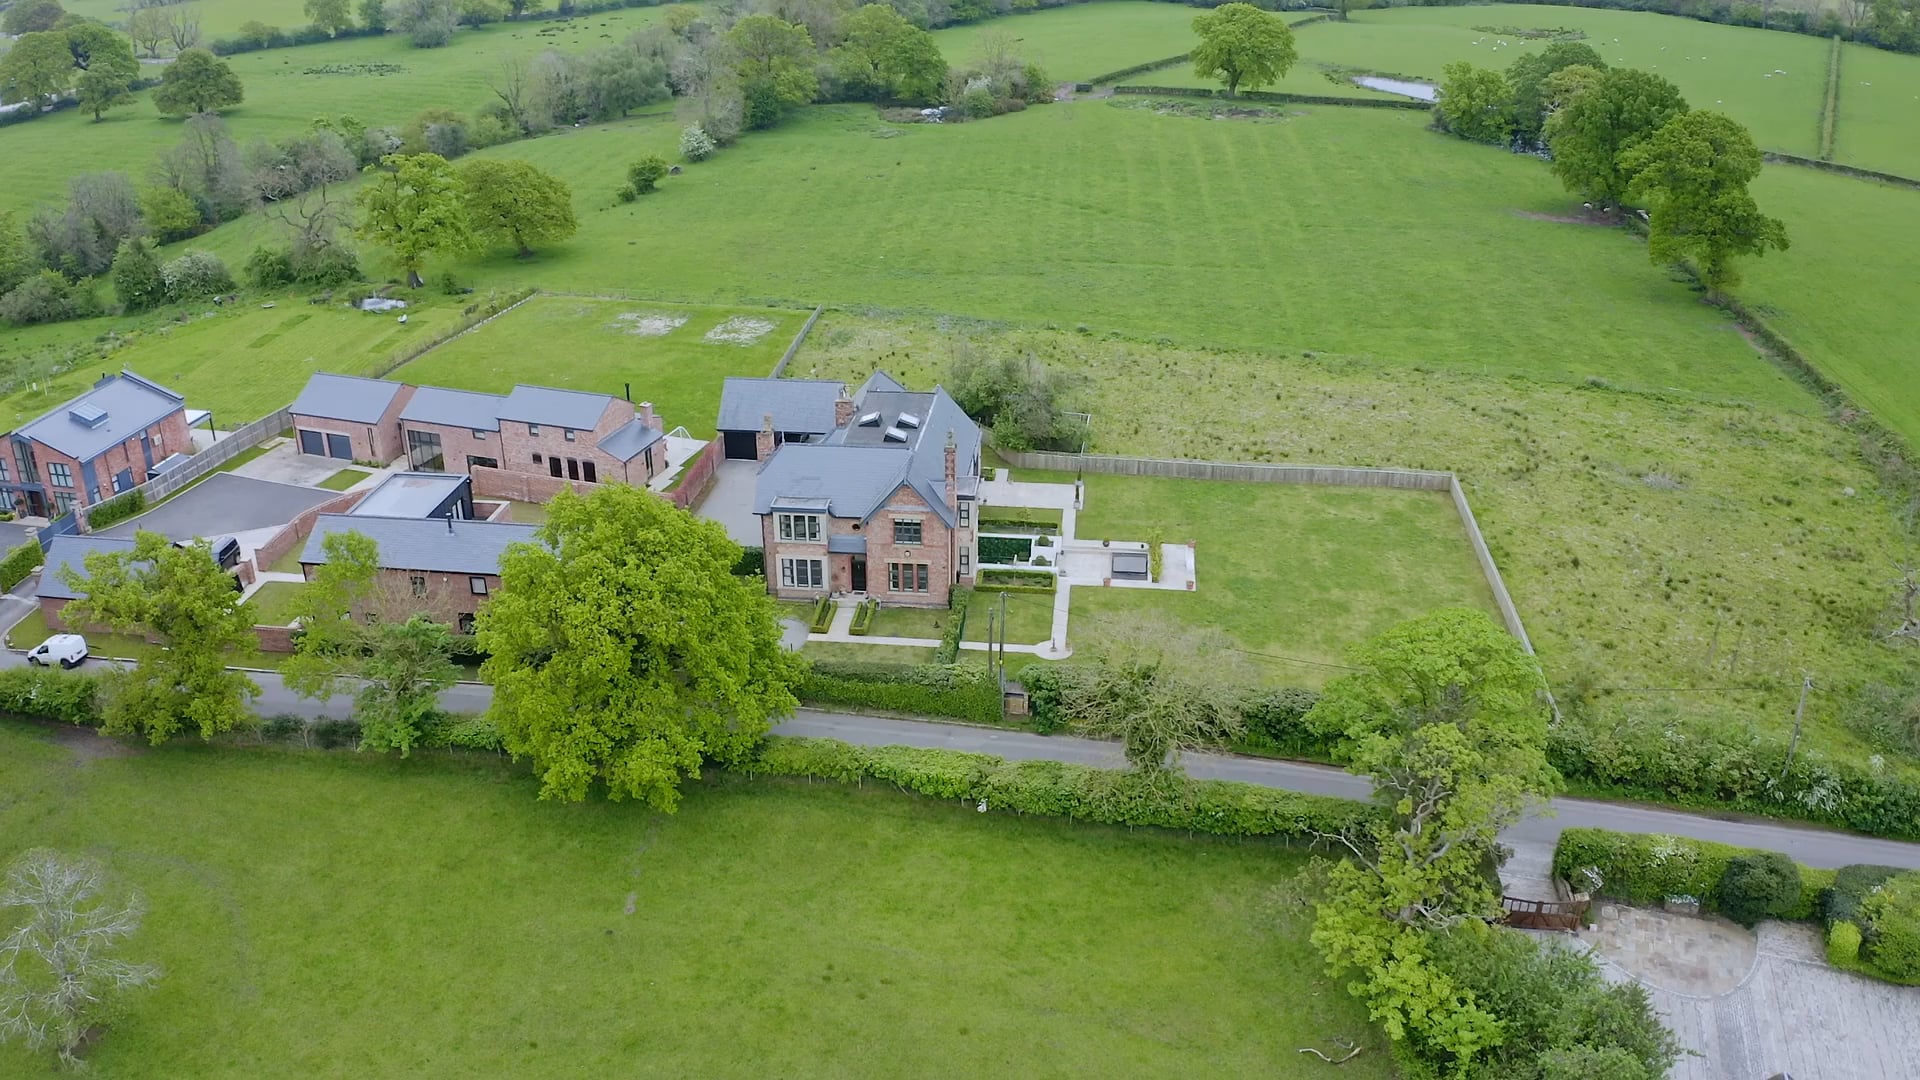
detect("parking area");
top-left (697, 460), bottom-right (761, 546)
top-left (99, 474), bottom-right (338, 542)
top-left (0, 521), bottom-right (36, 553)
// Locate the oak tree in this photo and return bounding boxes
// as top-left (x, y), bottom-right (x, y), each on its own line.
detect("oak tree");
top-left (727, 15), bottom-right (818, 129)
top-left (1190, 2), bottom-right (1297, 98)
top-left (1544, 66), bottom-right (1686, 206)
top-left (1623, 110), bottom-right (1789, 295)
top-left (0, 31), bottom-right (73, 108)
top-left (353, 151), bottom-right (470, 287)
top-left (477, 484), bottom-right (803, 809)
top-left (456, 159), bottom-right (574, 256)
top-left (152, 47), bottom-right (244, 116)
top-left (1435, 62), bottom-right (1512, 146)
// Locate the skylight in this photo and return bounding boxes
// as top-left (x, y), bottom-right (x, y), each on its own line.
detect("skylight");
top-left (883, 427), bottom-right (910, 443)
top-left (897, 413), bottom-right (922, 429)
top-left (857, 412), bottom-right (882, 426)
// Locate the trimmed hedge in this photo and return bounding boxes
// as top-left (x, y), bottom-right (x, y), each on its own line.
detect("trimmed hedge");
top-left (848, 599), bottom-right (877, 636)
top-left (1553, 828), bottom-right (1833, 922)
top-left (1084, 52), bottom-right (1190, 86)
top-left (0, 540), bottom-right (43, 592)
top-left (976, 569), bottom-right (1055, 592)
top-left (797, 660), bottom-right (1001, 724)
top-left (746, 736), bottom-right (1382, 841)
top-left (85, 489), bottom-right (145, 530)
top-left (1825, 863), bottom-right (1904, 928)
top-left (977, 535), bottom-right (1034, 564)
top-left (808, 595), bottom-right (835, 634)
top-left (934, 587), bottom-right (970, 664)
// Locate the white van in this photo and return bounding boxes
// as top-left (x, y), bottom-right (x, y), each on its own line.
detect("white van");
top-left (26, 634), bottom-right (88, 669)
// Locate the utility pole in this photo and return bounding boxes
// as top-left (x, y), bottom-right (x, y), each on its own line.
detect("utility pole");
top-left (1779, 672), bottom-right (1812, 782)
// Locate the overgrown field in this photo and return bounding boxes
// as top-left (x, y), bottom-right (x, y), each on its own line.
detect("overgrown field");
top-left (0, 292), bottom-right (486, 427)
top-left (1832, 43), bottom-right (1920, 179)
top-left (390, 295), bottom-right (807, 438)
top-left (0, 721), bottom-right (1386, 1078)
top-left (798, 315), bottom-right (1915, 764)
top-left (929, 1), bottom-right (1201, 81)
top-left (0, 8), bottom-right (678, 214)
top-left (1266, 4), bottom-right (1834, 158)
top-left (266, 102), bottom-right (1788, 406)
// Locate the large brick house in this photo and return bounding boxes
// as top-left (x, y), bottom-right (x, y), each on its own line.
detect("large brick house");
top-left (287, 373), bottom-right (668, 486)
top-left (0, 371), bottom-right (192, 518)
top-left (722, 372), bottom-right (982, 608)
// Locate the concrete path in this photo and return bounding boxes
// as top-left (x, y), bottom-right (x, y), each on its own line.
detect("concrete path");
top-left (230, 438), bottom-right (341, 487)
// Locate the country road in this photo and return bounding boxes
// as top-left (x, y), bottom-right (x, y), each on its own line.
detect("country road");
top-left (5, 604), bottom-right (1918, 870)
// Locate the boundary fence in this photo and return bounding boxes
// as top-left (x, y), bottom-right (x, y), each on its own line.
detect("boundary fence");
top-left (770, 306), bottom-right (826, 378)
top-left (82, 408), bottom-right (294, 531)
top-left (994, 450), bottom-right (1534, 654)
top-left (1762, 151), bottom-right (1920, 190)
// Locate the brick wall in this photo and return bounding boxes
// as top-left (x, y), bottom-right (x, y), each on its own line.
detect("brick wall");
top-left (667, 438), bottom-right (722, 511)
top-left (291, 414), bottom-right (391, 465)
top-left (400, 421), bottom-right (502, 474)
top-left (39, 595), bottom-right (300, 655)
top-left (761, 482), bottom-right (959, 608)
top-left (467, 465), bottom-right (595, 504)
top-left (253, 625), bottom-right (296, 654)
top-left (247, 489), bottom-right (369, 576)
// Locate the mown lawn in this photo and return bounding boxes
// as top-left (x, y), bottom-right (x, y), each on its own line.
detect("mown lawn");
top-left (0, 721), bottom-right (1386, 1078)
top-left (795, 315), bottom-right (1913, 762)
top-left (0, 9), bottom-right (681, 214)
top-left (963, 588), bottom-right (1057, 645)
top-left (245, 581), bottom-right (308, 626)
top-left (317, 468), bottom-right (369, 491)
top-left (389, 296), bottom-right (806, 438)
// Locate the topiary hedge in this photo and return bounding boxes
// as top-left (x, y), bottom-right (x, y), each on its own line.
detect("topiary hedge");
top-left (1715, 851), bottom-right (1803, 928)
top-left (977, 536), bottom-right (1033, 564)
top-left (848, 599), bottom-right (877, 636)
top-left (746, 736), bottom-right (1382, 841)
top-left (808, 595), bottom-right (835, 634)
top-left (0, 540), bottom-right (42, 592)
top-left (976, 568), bottom-right (1055, 592)
top-left (797, 660), bottom-right (1001, 724)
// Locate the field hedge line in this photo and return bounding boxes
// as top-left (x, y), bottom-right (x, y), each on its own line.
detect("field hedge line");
top-left (1084, 53), bottom-right (1191, 86)
top-left (1761, 152), bottom-right (1920, 191)
top-left (1113, 85), bottom-right (1432, 110)
top-left (748, 736), bottom-right (1381, 840)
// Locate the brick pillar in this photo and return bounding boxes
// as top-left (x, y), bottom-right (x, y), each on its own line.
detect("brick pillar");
top-left (943, 431), bottom-right (956, 508)
top-left (834, 391), bottom-right (855, 429)
top-left (756, 414), bottom-right (775, 462)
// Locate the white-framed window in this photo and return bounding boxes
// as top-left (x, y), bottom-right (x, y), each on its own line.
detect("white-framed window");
top-left (470, 576), bottom-right (489, 595)
top-left (472, 429), bottom-right (489, 439)
top-left (893, 518), bottom-right (922, 545)
top-left (780, 557), bottom-right (824, 589)
top-left (564, 429), bottom-right (577, 442)
top-left (46, 462), bottom-right (73, 488)
top-left (777, 513), bottom-right (822, 542)
top-left (959, 551), bottom-right (970, 576)
top-left (959, 502), bottom-right (969, 529)
top-left (529, 423), bottom-right (541, 436)
top-left (888, 562), bottom-right (929, 593)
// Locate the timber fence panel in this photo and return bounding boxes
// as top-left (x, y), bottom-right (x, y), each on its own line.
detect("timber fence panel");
top-left (770, 306), bottom-right (825, 378)
top-left (121, 408), bottom-right (293, 510)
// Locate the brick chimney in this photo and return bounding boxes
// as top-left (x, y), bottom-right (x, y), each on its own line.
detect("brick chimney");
top-left (756, 413), bottom-right (775, 461)
top-left (834, 389), bottom-right (855, 429)
top-left (944, 430), bottom-right (956, 508)
top-left (638, 401), bottom-right (657, 428)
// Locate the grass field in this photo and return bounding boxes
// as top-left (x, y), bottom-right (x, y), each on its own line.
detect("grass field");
top-left (0, 721), bottom-right (1386, 1077)
top-left (312, 102), bottom-right (1793, 406)
top-left (930, 1), bottom-right (1200, 81)
top-left (795, 314), bottom-right (1913, 755)
top-left (388, 296), bottom-right (807, 438)
top-left (1739, 166), bottom-right (1920, 447)
top-left (0, 293), bottom-right (479, 428)
top-left (63, 0), bottom-right (324, 40)
top-left (1271, 5), bottom-right (1833, 158)
top-left (1833, 43), bottom-right (1920, 178)
top-left (0, 8), bottom-right (679, 215)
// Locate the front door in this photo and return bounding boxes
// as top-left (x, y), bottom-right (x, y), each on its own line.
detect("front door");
top-left (850, 556), bottom-right (867, 593)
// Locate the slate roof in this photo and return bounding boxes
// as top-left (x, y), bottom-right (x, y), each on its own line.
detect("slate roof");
top-left (599, 419), bottom-right (664, 463)
top-left (398, 387), bottom-right (507, 431)
top-left (287, 373), bottom-right (407, 424)
top-left (14, 372), bottom-right (184, 463)
top-left (716, 377), bottom-right (845, 434)
top-left (753, 373), bottom-right (981, 528)
top-left (350, 472), bottom-right (469, 519)
top-left (37, 536), bottom-right (139, 601)
top-left (499, 385), bottom-right (615, 430)
top-left (299, 514), bottom-right (540, 576)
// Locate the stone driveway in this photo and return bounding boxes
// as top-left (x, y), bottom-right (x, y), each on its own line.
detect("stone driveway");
top-left (100, 474), bottom-right (336, 541)
top-left (1577, 905), bottom-right (1920, 1079)
top-left (697, 459), bottom-right (760, 546)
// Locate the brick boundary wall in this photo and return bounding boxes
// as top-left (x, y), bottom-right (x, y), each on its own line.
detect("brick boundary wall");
top-left (666, 438), bottom-right (723, 511)
top-left (468, 466), bottom-right (596, 504)
top-left (248, 489), bottom-right (370, 577)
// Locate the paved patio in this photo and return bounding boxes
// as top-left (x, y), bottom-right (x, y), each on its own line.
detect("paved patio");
top-left (1573, 906), bottom-right (1920, 1079)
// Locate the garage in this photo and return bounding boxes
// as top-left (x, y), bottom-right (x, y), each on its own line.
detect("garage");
top-left (722, 430), bottom-right (760, 460)
top-left (297, 429), bottom-right (353, 459)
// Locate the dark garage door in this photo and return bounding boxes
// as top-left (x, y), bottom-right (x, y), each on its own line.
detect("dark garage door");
top-left (326, 433), bottom-right (352, 460)
top-left (298, 429), bottom-right (325, 456)
top-left (723, 430), bottom-right (759, 460)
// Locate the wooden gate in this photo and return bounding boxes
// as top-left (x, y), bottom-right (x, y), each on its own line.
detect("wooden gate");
top-left (1501, 895), bottom-right (1589, 931)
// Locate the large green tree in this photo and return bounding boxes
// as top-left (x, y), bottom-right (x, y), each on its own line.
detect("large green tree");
top-left (1, 0), bottom-right (66, 36)
top-left (457, 158), bottom-right (576, 257)
top-left (1623, 110), bottom-right (1789, 295)
top-left (1435, 62), bottom-right (1512, 146)
top-left (1189, 2), bottom-right (1297, 98)
top-left (832, 4), bottom-right (946, 104)
top-left (353, 151), bottom-right (470, 287)
top-left (476, 485), bottom-right (802, 809)
top-left (392, 0), bottom-right (459, 46)
top-left (1307, 609), bottom-right (1559, 1070)
top-left (280, 530), bottom-right (461, 757)
top-left (59, 531), bottom-right (260, 744)
top-left (1503, 40), bottom-right (1605, 146)
top-left (0, 212), bottom-right (38, 295)
top-left (65, 23), bottom-right (139, 120)
top-left (305, 0), bottom-right (357, 35)
top-left (110, 237), bottom-right (165, 311)
top-left (1544, 67), bottom-right (1686, 206)
top-left (152, 47), bottom-right (244, 116)
top-left (0, 31), bottom-right (73, 108)
top-left (727, 15), bottom-right (818, 129)
top-left (1064, 615), bottom-right (1248, 777)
